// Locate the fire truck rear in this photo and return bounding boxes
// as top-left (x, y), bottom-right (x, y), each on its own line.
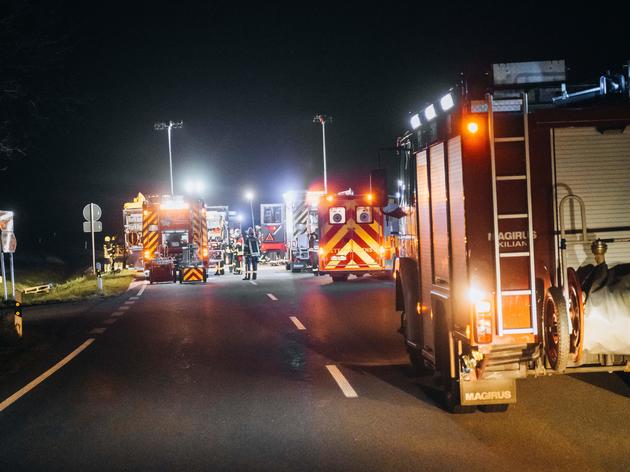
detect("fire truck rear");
top-left (318, 192), bottom-right (392, 281)
top-left (143, 195), bottom-right (209, 284)
top-left (122, 193), bottom-right (146, 270)
top-left (394, 60), bottom-right (630, 412)
top-left (206, 205), bottom-right (230, 275)
top-left (260, 203), bottom-right (285, 263)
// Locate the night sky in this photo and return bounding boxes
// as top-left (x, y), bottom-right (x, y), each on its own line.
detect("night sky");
top-left (1, 1), bottom-right (628, 262)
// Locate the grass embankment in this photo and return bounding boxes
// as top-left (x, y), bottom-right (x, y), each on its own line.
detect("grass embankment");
top-left (21, 270), bottom-right (137, 304)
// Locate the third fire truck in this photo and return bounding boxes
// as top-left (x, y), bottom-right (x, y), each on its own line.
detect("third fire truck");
top-left (394, 60), bottom-right (630, 412)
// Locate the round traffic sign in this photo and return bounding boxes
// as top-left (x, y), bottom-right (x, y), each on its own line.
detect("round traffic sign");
top-left (83, 203), bottom-right (102, 221)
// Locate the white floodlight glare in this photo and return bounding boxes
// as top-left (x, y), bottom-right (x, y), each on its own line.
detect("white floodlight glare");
top-left (397, 179), bottom-right (403, 187)
top-left (244, 190), bottom-right (254, 201)
top-left (410, 113), bottom-right (421, 130)
top-left (424, 104), bottom-right (437, 121)
top-left (236, 214), bottom-right (244, 222)
top-left (395, 191), bottom-right (401, 198)
top-left (440, 93), bottom-right (454, 111)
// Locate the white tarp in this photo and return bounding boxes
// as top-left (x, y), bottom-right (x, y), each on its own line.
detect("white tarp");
top-left (582, 264), bottom-right (630, 355)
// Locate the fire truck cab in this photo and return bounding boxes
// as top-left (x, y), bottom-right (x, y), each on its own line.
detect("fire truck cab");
top-left (318, 191), bottom-right (392, 281)
top-left (143, 195), bottom-right (209, 284)
top-left (394, 60), bottom-right (630, 412)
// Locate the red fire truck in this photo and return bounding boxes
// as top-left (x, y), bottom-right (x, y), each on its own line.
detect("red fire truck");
top-left (318, 191), bottom-right (392, 281)
top-left (260, 203), bottom-right (285, 262)
top-left (394, 60), bottom-right (630, 412)
top-left (142, 195), bottom-right (209, 284)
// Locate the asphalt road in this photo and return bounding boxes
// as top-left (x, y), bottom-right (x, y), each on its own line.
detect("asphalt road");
top-left (0, 266), bottom-right (629, 471)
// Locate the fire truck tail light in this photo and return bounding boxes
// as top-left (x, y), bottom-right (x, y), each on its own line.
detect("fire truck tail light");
top-left (475, 310), bottom-right (493, 344)
top-left (203, 249), bottom-right (208, 257)
top-left (379, 245), bottom-right (385, 256)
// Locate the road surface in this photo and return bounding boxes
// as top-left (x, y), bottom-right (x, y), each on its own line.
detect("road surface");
top-left (1, 266), bottom-right (629, 471)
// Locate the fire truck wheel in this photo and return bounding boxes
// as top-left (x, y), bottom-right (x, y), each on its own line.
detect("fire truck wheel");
top-left (478, 404), bottom-right (509, 413)
top-left (435, 303), bottom-right (475, 414)
top-left (285, 263), bottom-right (291, 271)
top-left (566, 268), bottom-right (584, 363)
top-left (544, 287), bottom-right (570, 372)
top-left (331, 274), bottom-right (348, 282)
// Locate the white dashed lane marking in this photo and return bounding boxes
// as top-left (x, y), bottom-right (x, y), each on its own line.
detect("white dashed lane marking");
top-left (0, 339), bottom-right (95, 412)
top-left (289, 316), bottom-right (306, 330)
top-left (249, 281), bottom-right (258, 286)
top-left (326, 365), bottom-right (358, 398)
top-left (129, 296), bottom-right (139, 300)
top-left (138, 284), bottom-right (147, 296)
top-left (266, 293), bottom-right (278, 301)
top-left (124, 300), bottom-right (135, 305)
top-left (119, 306), bottom-right (130, 311)
top-left (111, 311), bottom-right (124, 317)
top-left (103, 318), bottom-right (117, 325)
top-left (89, 328), bottom-right (107, 335)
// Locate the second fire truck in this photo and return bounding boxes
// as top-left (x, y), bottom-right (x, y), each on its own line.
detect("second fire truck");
top-left (142, 194), bottom-right (209, 284)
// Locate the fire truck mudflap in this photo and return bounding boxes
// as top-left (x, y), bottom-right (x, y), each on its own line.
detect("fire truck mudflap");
top-left (459, 378), bottom-right (517, 406)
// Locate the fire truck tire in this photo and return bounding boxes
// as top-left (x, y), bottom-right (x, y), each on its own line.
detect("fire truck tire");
top-left (435, 302), bottom-right (475, 414)
top-left (285, 263), bottom-right (291, 271)
top-left (331, 274), bottom-right (348, 282)
top-left (544, 287), bottom-right (570, 372)
top-left (478, 404), bottom-right (509, 413)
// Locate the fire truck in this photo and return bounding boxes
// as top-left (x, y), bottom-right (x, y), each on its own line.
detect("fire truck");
top-left (142, 195), bottom-right (209, 283)
top-left (260, 203), bottom-right (285, 262)
top-left (122, 193), bottom-right (146, 269)
top-left (206, 205), bottom-right (230, 275)
top-left (394, 60), bottom-right (630, 412)
top-left (318, 189), bottom-right (392, 281)
top-left (283, 191), bottom-right (322, 273)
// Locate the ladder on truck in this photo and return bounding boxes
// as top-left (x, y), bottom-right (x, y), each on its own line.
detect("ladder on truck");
top-left (487, 93), bottom-right (538, 336)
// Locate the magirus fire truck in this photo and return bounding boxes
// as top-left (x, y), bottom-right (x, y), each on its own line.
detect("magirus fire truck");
top-left (122, 193), bottom-right (146, 270)
top-left (394, 60), bottom-right (630, 412)
top-left (206, 205), bottom-right (230, 275)
top-left (143, 195), bottom-right (209, 284)
top-left (260, 203), bottom-right (285, 263)
top-left (318, 189), bottom-right (392, 281)
top-left (283, 190), bottom-right (322, 273)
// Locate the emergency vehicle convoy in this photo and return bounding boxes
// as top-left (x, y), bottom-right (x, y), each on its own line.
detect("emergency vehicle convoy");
top-left (394, 60), bottom-right (630, 412)
top-left (318, 191), bottom-right (392, 281)
top-left (142, 194), bottom-right (209, 284)
top-left (259, 203), bottom-right (285, 262)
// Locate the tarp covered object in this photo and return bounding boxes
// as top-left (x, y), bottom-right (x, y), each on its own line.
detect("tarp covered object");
top-left (581, 263), bottom-right (630, 355)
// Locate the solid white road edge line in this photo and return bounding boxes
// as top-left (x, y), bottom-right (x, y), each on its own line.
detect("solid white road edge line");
top-left (129, 296), bottom-right (140, 300)
top-left (326, 365), bottom-right (358, 398)
top-left (267, 293), bottom-right (278, 301)
top-left (89, 328), bottom-right (106, 335)
top-left (289, 316), bottom-right (306, 330)
top-left (249, 281), bottom-right (258, 286)
top-left (0, 338), bottom-right (95, 412)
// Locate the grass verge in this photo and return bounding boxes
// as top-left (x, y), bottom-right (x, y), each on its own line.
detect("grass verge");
top-left (22, 270), bottom-right (136, 305)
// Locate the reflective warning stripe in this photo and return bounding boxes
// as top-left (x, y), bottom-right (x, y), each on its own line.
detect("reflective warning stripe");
top-left (142, 208), bottom-right (159, 257)
top-left (321, 216), bottom-right (383, 271)
top-left (182, 267), bottom-right (204, 281)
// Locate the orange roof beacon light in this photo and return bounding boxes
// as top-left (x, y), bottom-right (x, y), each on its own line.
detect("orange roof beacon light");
top-left (325, 194), bottom-right (334, 203)
top-left (366, 193), bottom-right (374, 203)
top-left (466, 120), bottom-right (480, 134)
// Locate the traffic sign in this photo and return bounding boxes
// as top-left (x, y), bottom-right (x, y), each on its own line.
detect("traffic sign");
top-left (83, 221), bottom-right (103, 233)
top-left (83, 203), bottom-right (102, 221)
top-left (1, 231), bottom-right (17, 253)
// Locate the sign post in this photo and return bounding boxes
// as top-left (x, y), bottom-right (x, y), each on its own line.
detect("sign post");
top-left (83, 203), bottom-right (102, 274)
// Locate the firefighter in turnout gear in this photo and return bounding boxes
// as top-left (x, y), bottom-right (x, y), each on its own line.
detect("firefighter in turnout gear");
top-left (242, 227), bottom-right (260, 280)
